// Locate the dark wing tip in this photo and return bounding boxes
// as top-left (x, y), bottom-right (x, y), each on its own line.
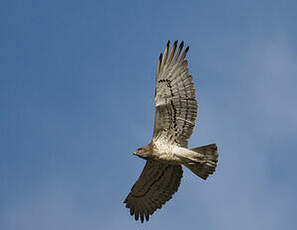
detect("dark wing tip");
top-left (167, 40), bottom-right (170, 47)
top-left (174, 40), bottom-right (178, 46)
top-left (135, 212), bottom-right (139, 221)
top-left (180, 41), bottom-right (184, 49)
top-left (159, 53), bottom-right (163, 65)
top-left (185, 46), bottom-right (189, 53)
top-left (145, 213), bottom-right (150, 221)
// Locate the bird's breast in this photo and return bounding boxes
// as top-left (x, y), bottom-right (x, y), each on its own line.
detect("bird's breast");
top-left (151, 141), bottom-right (182, 164)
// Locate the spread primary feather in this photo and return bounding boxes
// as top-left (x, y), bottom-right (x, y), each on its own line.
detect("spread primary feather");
top-left (124, 41), bottom-right (219, 223)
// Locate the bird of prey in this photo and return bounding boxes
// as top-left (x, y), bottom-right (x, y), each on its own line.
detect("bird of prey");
top-left (124, 41), bottom-right (219, 223)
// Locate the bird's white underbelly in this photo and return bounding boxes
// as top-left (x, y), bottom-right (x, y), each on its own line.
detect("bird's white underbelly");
top-left (152, 141), bottom-right (187, 164)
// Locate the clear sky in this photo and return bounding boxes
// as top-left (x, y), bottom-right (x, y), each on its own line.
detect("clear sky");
top-left (1, 0), bottom-right (297, 229)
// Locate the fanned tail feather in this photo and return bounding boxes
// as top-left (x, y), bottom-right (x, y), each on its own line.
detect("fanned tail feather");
top-left (184, 144), bottom-right (218, 180)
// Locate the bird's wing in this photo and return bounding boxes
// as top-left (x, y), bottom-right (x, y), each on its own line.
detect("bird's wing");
top-left (153, 41), bottom-right (198, 147)
top-left (124, 160), bottom-right (183, 222)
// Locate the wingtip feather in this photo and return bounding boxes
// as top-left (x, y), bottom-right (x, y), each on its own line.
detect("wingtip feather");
top-left (180, 41), bottom-right (184, 49)
top-left (173, 40), bottom-right (178, 49)
top-left (159, 53), bottom-right (163, 63)
top-left (167, 40), bottom-right (170, 47)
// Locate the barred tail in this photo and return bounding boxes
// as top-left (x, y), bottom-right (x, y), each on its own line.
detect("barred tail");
top-left (184, 144), bottom-right (218, 180)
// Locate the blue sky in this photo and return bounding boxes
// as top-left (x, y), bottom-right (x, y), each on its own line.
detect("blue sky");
top-left (1, 0), bottom-right (297, 229)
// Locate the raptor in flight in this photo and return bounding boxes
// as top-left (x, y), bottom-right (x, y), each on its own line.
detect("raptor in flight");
top-left (124, 41), bottom-right (219, 223)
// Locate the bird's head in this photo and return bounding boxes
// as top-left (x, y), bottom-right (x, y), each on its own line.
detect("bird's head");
top-left (133, 145), bottom-right (152, 159)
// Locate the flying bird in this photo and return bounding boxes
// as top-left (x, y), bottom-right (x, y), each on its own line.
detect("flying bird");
top-left (124, 41), bottom-right (219, 223)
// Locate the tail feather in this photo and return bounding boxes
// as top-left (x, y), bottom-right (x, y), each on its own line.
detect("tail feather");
top-left (185, 144), bottom-right (218, 180)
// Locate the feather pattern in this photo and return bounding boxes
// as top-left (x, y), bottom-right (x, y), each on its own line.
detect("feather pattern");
top-left (154, 41), bottom-right (198, 147)
top-left (124, 160), bottom-right (183, 222)
top-left (124, 41), bottom-right (218, 223)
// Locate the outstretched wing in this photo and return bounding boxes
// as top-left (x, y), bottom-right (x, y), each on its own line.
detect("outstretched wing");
top-left (153, 41), bottom-right (198, 147)
top-left (124, 160), bottom-right (183, 223)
